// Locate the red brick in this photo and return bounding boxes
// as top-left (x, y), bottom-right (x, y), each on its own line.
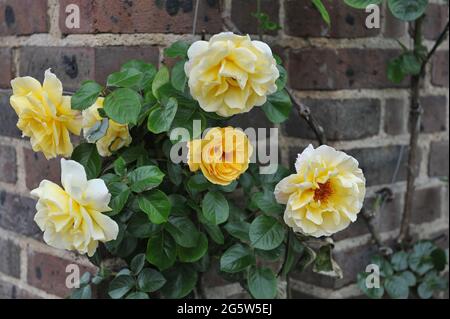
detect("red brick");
top-left (24, 148), bottom-right (61, 190)
top-left (27, 251), bottom-right (97, 297)
top-left (383, 4), bottom-right (406, 38)
top-left (94, 46), bottom-right (159, 85)
top-left (423, 4), bottom-right (449, 41)
top-left (285, 0), bottom-right (380, 38)
top-left (59, 0), bottom-right (95, 34)
top-left (19, 47), bottom-right (95, 92)
top-left (0, 144), bottom-right (17, 184)
top-left (0, 0), bottom-right (48, 35)
top-left (0, 90), bottom-right (22, 138)
top-left (412, 187), bottom-right (442, 224)
top-left (0, 48), bottom-right (12, 88)
top-left (60, 0), bottom-right (221, 35)
top-left (0, 278), bottom-right (40, 299)
top-left (231, 0), bottom-right (279, 36)
top-left (429, 141), bottom-right (449, 178)
top-left (288, 49), bottom-right (408, 90)
top-left (419, 96), bottom-right (447, 133)
top-left (431, 51), bottom-right (449, 88)
top-left (0, 237), bottom-right (21, 278)
top-left (384, 98), bottom-right (407, 135)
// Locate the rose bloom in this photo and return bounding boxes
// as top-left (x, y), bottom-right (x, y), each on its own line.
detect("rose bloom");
top-left (82, 97), bottom-right (132, 157)
top-left (10, 69), bottom-right (82, 159)
top-left (275, 145), bottom-right (366, 237)
top-left (188, 127), bottom-right (253, 186)
top-left (31, 159), bottom-right (119, 256)
top-left (184, 32), bottom-right (279, 117)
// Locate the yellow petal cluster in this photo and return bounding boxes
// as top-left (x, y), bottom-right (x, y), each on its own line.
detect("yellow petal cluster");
top-left (82, 98), bottom-right (132, 157)
top-left (10, 70), bottom-right (82, 159)
top-left (31, 159), bottom-right (119, 256)
top-left (185, 32), bottom-right (279, 117)
top-left (188, 127), bottom-right (253, 186)
top-left (274, 145), bottom-right (366, 237)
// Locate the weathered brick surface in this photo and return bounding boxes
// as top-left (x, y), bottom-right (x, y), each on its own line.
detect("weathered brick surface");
top-left (0, 48), bottom-right (12, 88)
top-left (60, 0), bottom-right (221, 35)
top-left (0, 192), bottom-right (40, 238)
top-left (27, 251), bottom-right (96, 297)
top-left (284, 99), bottom-right (381, 140)
top-left (420, 96), bottom-right (447, 133)
top-left (412, 187), bottom-right (442, 224)
top-left (0, 237), bottom-right (21, 278)
top-left (383, 5), bottom-right (406, 38)
top-left (59, 0), bottom-right (95, 34)
top-left (19, 47), bottom-right (96, 92)
top-left (23, 148), bottom-right (61, 191)
top-left (94, 46), bottom-right (160, 85)
top-left (231, 0), bottom-right (279, 36)
top-left (288, 49), bottom-right (407, 90)
top-left (0, 90), bottom-right (21, 138)
top-left (0, 279), bottom-right (36, 299)
top-left (285, 0), bottom-right (379, 38)
top-left (0, 0), bottom-right (48, 36)
top-left (423, 4), bottom-right (449, 41)
top-left (0, 144), bottom-right (17, 184)
top-left (431, 51), bottom-right (449, 87)
top-left (429, 141), bottom-right (449, 177)
top-left (384, 98), bottom-right (407, 135)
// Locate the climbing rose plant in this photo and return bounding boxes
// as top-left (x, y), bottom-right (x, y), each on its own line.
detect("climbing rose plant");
top-left (9, 32), bottom-right (366, 299)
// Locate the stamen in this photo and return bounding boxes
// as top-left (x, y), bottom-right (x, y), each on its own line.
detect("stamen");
top-left (314, 180), bottom-right (333, 203)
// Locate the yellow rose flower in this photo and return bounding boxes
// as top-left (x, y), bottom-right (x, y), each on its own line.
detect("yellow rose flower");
top-left (185, 32), bottom-right (279, 117)
top-left (31, 159), bottom-right (119, 256)
top-left (82, 98), bottom-right (132, 157)
top-left (188, 127), bottom-right (253, 186)
top-left (10, 69), bottom-right (82, 159)
top-left (274, 145), bottom-right (366, 238)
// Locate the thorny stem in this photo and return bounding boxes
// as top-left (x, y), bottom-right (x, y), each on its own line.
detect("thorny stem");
top-left (398, 18), bottom-right (449, 244)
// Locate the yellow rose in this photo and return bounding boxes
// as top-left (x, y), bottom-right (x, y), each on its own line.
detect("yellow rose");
top-left (31, 159), bottom-right (119, 256)
top-left (10, 69), bottom-right (82, 159)
top-left (188, 127), bottom-right (253, 186)
top-left (82, 98), bottom-right (132, 157)
top-left (185, 32), bottom-right (279, 117)
top-left (274, 145), bottom-right (366, 237)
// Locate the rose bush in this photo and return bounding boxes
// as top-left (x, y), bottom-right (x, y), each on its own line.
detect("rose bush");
top-left (9, 32), bottom-right (366, 299)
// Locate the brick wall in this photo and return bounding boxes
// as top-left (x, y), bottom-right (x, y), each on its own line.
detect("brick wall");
top-left (0, 0), bottom-right (448, 299)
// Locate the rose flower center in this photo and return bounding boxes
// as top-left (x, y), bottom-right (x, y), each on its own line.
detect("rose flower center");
top-left (314, 180), bottom-right (333, 203)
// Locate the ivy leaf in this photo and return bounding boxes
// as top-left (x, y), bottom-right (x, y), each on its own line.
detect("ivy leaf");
top-left (71, 143), bottom-right (101, 179)
top-left (390, 251), bottom-right (409, 272)
top-left (385, 275), bottom-right (409, 299)
top-left (249, 215), bottom-right (286, 251)
top-left (220, 244), bottom-right (256, 273)
top-left (137, 268), bottom-right (166, 293)
top-left (261, 89), bottom-right (292, 124)
top-left (104, 88), bottom-right (142, 125)
top-left (146, 233), bottom-right (177, 271)
top-left (247, 267), bottom-right (277, 299)
top-left (147, 98), bottom-right (178, 134)
top-left (171, 60), bottom-right (188, 92)
top-left (138, 190), bottom-right (172, 224)
top-left (388, 0), bottom-right (428, 21)
top-left (164, 41), bottom-right (190, 59)
top-left (108, 275), bottom-right (135, 299)
top-left (408, 241), bottom-right (436, 275)
top-left (202, 191), bottom-right (230, 225)
top-left (399, 271), bottom-right (417, 287)
top-left (128, 165), bottom-right (165, 193)
top-left (71, 81), bottom-right (103, 111)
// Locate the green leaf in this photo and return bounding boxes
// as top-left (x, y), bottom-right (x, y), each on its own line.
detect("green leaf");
top-left (281, 234), bottom-right (304, 276)
top-left (202, 222), bottom-right (225, 245)
top-left (249, 215), bottom-right (286, 251)
top-left (275, 64), bottom-right (287, 91)
top-left (107, 68), bottom-right (144, 88)
top-left (161, 264), bottom-right (198, 299)
top-left (371, 255), bottom-right (394, 277)
top-left (71, 143), bottom-right (101, 179)
top-left (147, 98), bottom-right (178, 134)
top-left (388, 0), bottom-right (428, 21)
top-left (408, 241), bottom-right (436, 275)
top-left (104, 88), bottom-right (142, 125)
top-left (251, 190), bottom-right (283, 215)
top-left (261, 89), bottom-right (292, 124)
top-left (138, 190), bottom-right (171, 224)
top-left (114, 157), bottom-right (127, 176)
top-left (152, 66), bottom-right (170, 100)
top-left (71, 285), bottom-right (92, 299)
top-left (108, 182), bottom-right (131, 216)
top-left (108, 275), bottom-right (135, 299)
top-left (357, 272), bottom-right (385, 299)
top-left (168, 194), bottom-right (188, 216)
top-left (418, 271), bottom-right (448, 299)
top-left (171, 60), bottom-right (187, 92)
top-left (186, 174), bottom-right (210, 194)
top-left (165, 216), bottom-right (200, 248)
top-left (247, 267), bottom-right (277, 299)
top-left (385, 275), bottom-right (409, 299)
top-left (146, 233), bottom-right (177, 271)
top-left (391, 251), bottom-right (409, 272)
top-left (164, 41), bottom-right (190, 58)
top-left (220, 244), bottom-right (256, 273)
top-left (400, 271), bottom-right (417, 287)
top-left (137, 268), bottom-right (166, 293)
top-left (297, 246), bottom-right (317, 271)
top-left (224, 221), bottom-right (250, 243)
top-left (128, 211), bottom-right (162, 238)
top-left (256, 244), bottom-right (285, 261)
top-left (431, 248), bottom-right (447, 271)
top-left (313, 244), bottom-right (343, 278)
top-left (202, 191), bottom-right (230, 225)
top-left (344, 0), bottom-right (383, 9)
top-left (128, 165), bottom-right (165, 193)
top-left (121, 60), bottom-right (157, 90)
top-left (126, 292), bottom-right (149, 299)
top-left (71, 81), bottom-right (103, 111)
top-left (312, 0), bottom-right (331, 25)
top-left (167, 162), bottom-right (183, 186)
top-left (130, 253), bottom-right (146, 275)
top-left (400, 52), bottom-right (422, 75)
top-left (387, 57), bottom-right (406, 83)
top-left (178, 232), bottom-right (208, 263)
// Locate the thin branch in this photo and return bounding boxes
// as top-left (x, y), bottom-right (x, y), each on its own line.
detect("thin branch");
top-left (398, 18), bottom-right (449, 244)
top-left (192, 0), bottom-right (201, 36)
